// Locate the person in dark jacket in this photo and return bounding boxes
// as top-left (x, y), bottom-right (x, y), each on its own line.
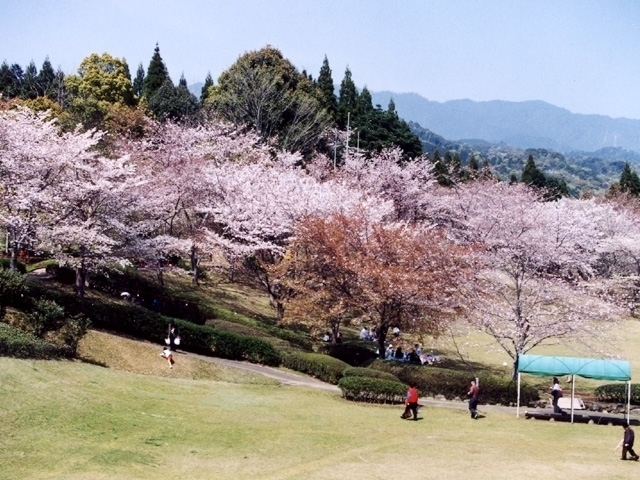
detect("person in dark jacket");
top-left (550, 377), bottom-right (564, 414)
top-left (166, 321), bottom-right (180, 350)
top-left (468, 379), bottom-right (480, 419)
top-left (622, 423), bottom-right (639, 461)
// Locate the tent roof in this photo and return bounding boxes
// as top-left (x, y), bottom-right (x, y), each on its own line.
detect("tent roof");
top-left (518, 355), bottom-right (631, 381)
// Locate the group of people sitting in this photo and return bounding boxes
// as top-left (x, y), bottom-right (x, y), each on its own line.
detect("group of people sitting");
top-left (359, 327), bottom-right (378, 341)
top-left (385, 343), bottom-right (441, 365)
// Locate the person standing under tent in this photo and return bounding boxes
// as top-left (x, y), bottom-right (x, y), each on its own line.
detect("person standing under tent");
top-left (550, 377), bottom-right (564, 414)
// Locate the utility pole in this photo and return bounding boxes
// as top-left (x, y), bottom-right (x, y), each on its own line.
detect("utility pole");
top-left (333, 129), bottom-right (337, 169)
top-left (346, 112), bottom-right (350, 162)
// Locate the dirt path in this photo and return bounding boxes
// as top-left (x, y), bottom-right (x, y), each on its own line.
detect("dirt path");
top-left (183, 351), bottom-right (525, 415)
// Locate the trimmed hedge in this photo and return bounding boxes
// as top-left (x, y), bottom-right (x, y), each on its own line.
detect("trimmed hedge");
top-left (280, 351), bottom-right (349, 384)
top-left (26, 283), bottom-right (280, 366)
top-left (370, 360), bottom-right (539, 405)
top-left (594, 383), bottom-right (640, 405)
top-left (343, 366), bottom-right (401, 383)
top-left (318, 343), bottom-right (377, 366)
top-left (0, 322), bottom-right (72, 359)
top-left (338, 376), bottom-right (406, 404)
top-left (0, 258), bottom-right (27, 274)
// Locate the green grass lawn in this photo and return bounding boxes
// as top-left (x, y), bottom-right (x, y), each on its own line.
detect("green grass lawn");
top-left (1, 355), bottom-right (636, 480)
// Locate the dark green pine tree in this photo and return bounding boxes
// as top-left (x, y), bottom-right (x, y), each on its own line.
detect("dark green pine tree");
top-left (21, 61), bottom-right (39, 99)
top-left (358, 86), bottom-right (374, 116)
top-left (480, 159), bottom-right (493, 179)
top-left (51, 68), bottom-right (67, 107)
top-left (468, 154), bottom-right (479, 172)
top-left (387, 98), bottom-right (397, 116)
top-left (450, 151), bottom-right (464, 181)
top-left (0, 62), bottom-right (13, 97)
top-left (521, 154), bottom-right (547, 189)
top-left (200, 72), bottom-right (213, 103)
top-left (544, 176), bottom-right (569, 201)
top-left (0, 63), bottom-right (24, 98)
top-left (317, 55), bottom-right (337, 122)
top-left (337, 67), bottom-right (358, 129)
top-left (148, 75), bottom-right (199, 123)
top-left (121, 59), bottom-right (135, 106)
top-left (619, 162), bottom-right (640, 196)
top-left (133, 63), bottom-right (145, 99)
top-left (143, 43), bottom-right (169, 100)
top-left (432, 149), bottom-right (452, 186)
top-left (37, 57), bottom-right (56, 98)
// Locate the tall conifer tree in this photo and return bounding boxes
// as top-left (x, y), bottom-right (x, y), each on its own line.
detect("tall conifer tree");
top-left (143, 43), bottom-right (169, 99)
top-left (337, 67), bottom-right (358, 129)
top-left (200, 72), bottom-right (213, 103)
top-left (133, 63), bottom-right (145, 99)
top-left (317, 55), bottom-right (337, 122)
top-left (37, 57), bottom-right (56, 98)
top-left (21, 61), bottom-right (39, 99)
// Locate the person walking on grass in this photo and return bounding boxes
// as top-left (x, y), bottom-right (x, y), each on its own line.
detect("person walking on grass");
top-left (621, 423), bottom-right (639, 461)
top-left (401, 382), bottom-right (419, 421)
top-left (468, 379), bottom-right (480, 419)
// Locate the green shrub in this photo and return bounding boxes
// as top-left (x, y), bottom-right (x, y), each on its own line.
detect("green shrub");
top-left (369, 360), bottom-right (539, 405)
top-left (343, 366), bottom-right (401, 383)
top-left (25, 298), bottom-right (65, 336)
top-left (280, 351), bottom-right (349, 384)
top-left (318, 343), bottom-right (377, 366)
top-left (0, 322), bottom-right (72, 359)
top-left (0, 269), bottom-right (27, 320)
top-left (25, 283), bottom-right (280, 365)
top-left (594, 383), bottom-right (640, 404)
top-left (0, 258), bottom-right (27, 274)
top-left (338, 376), bottom-right (406, 404)
top-left (56, 314), bottom-right (92, 354)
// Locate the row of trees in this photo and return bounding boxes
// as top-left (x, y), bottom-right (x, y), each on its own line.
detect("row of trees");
top-left (3, 107), bottom-right (640, 377)
top-left (1, 45), bottom-right (421, 160)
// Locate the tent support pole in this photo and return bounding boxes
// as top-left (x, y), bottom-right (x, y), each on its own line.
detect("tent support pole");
top-left (627, 381), bottom-right (631, 423)
top-left (516, 372), bottom-right (521, 418)
top-left (570, 374), bottom-right (575, 424)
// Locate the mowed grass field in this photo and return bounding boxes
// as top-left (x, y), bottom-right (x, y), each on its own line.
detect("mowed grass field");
top-left (1, 331), bottom-right (639, 480)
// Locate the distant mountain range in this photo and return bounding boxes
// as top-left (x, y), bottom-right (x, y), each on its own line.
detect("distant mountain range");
top-left (370, 91), bottom-right (640, 154)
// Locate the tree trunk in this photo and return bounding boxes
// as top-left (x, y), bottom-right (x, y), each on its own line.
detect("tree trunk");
top-left (377, 326), bottom-right (388, 359)
top-left (190, 245), bottom-right (199, 286)
top-left (10, 239), bottom-right (18, 272)
top-left (511, 355), bottom-right (519, 381)
top-left (75, 264), bottom-right (86, 298)
top-left (156, 258), bottom-right (164, 287)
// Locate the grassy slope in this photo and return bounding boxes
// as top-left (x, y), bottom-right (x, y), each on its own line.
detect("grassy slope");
top-left (0, 351), bottom-right (634, 480)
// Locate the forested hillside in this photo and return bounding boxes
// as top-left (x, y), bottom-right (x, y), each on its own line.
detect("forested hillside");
top-left (371, 91), bottom-right (640, 153)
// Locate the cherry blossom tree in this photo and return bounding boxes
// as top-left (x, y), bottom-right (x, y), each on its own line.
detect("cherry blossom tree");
top-left (37, 150), bottom-right (142, 296)
top-left (121, 119), bottom-right (270, 285)
top-left (0, 108), bottom-right (104, 273)
top-left (195, 153), bottom-right (394, 316)
top-left (438, 181), bottom-right (628, 377)
top-left (278, 211), bottom-right (471, 356)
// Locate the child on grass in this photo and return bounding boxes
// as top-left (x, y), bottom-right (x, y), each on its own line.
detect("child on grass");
top-left (160, 346), bottom-right (175, 369)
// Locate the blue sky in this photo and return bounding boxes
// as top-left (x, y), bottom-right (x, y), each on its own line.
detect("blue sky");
top-left (2, 0), bottom-right (639, 119)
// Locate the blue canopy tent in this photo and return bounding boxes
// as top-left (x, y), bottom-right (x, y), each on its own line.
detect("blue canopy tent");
top-left (516, 354), bottom-right (632, 423)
